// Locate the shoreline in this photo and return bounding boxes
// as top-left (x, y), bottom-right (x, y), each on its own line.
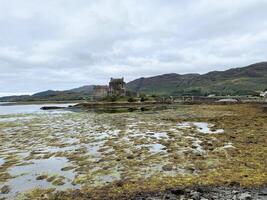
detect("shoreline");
top-left (1, 100), bottom-right (266, 113)
top-left (1, 100), bottom-right (263, 112)
top-left (24, 185), bottom-right (267, 200)
top-left (0, 97), bottom-right (266, 107)
top-left (130, 185), bottom-right (267, 200)
top-left (72, 100), bottom-right (267, 109)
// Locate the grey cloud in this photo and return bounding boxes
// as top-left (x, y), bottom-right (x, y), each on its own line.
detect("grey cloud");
top-left (0, 0), bottom-right (267, 95)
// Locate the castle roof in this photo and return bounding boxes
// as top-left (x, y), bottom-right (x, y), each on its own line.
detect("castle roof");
top-left (110, 78), bottom-right (124, 83)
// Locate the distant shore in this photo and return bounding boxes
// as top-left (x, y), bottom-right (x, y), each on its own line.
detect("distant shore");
top-left (0, 100), bottom-right (83, 106)
top-left (72, 101), bottom-right (172, 108)
top-left (1, 98), bottom-right (266, 111)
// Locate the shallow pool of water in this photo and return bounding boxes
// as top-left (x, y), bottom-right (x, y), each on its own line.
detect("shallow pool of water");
top-left (0, 157), bottom-right (5, 165)
top-left (178, 122), bottom-right (224, 134)
top-left (1, 157), bottom-right (78, 199)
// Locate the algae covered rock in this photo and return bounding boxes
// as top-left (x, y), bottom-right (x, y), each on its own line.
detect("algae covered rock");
top-left (1, 185), bottom-right (10, 194)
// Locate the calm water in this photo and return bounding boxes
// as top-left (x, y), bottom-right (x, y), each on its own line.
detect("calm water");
top-left (0, 103), bottom-right (75, 115)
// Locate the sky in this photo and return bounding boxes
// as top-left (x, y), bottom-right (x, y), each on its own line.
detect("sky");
top-left (1, 0), bottom-right (267, 96)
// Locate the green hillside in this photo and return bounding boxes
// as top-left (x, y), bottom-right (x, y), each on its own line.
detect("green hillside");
top-left (1, 62), bottom-right (267, 102)
top-left (126, 62), bottom-right (267, 96)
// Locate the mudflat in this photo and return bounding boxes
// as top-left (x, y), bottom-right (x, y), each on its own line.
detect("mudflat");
top-left (0, 104), bottom-right (266, 199)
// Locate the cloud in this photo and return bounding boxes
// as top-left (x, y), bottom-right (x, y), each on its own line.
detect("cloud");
top-left (0, 0), bottom-right (267, 94)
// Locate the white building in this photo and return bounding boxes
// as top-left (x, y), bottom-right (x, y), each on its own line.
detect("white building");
top-left (260, 91), bottom-right (267, 98)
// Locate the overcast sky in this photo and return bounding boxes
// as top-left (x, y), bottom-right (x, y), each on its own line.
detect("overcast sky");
top-left (1, 0), bottom-right (267, 96)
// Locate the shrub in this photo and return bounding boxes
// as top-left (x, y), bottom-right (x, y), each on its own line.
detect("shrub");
top-left (110, 95), bottom-right (118, 102)
top-left (127, 97), bottom-right (136, 102)
top-left (103, 95), bottom-right (118, 102)
top-left (139, 93), bottom-right (148, 102)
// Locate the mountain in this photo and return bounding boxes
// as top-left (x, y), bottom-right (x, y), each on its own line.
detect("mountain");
top-left (68, 85), bottom-right (94, 94)
top-left (126, 62), bottom-right (267, 96)
top-left (0, 85), bottom-right (94, 102)
top-left (1, 62), bottom-right (267, 102)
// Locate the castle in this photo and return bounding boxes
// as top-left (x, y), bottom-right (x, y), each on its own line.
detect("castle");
top-left (93, 78), bottom-right (126, 100)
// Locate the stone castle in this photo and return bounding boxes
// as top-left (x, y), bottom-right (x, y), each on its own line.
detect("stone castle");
top-left (93, 78), bottom-right (126, 100)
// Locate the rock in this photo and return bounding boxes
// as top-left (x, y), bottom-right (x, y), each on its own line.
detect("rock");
top-left (229, 181), bottom-right (241, 187)
top-left (259, 188), bottom-right (267, 196)
top-left (186, 166), bottom-right (195, 173)
top-left (40, 106), bottom-right (64, 110)
top-left (162, 164), bottom-right (173, 171)
top-left (207, 147), bottom-right (214, 151)
top-left (210, 128), bottom-right (217, 132)
top-left (61, 166), bottom-right (76, 171)
top-left (52, 178), bottom-right (65, 186)
top-left (47, 175), bottom-right (57, 182)
top-left (170, 188), bottom-right (185, 195)
top-left (231, 195), bottom-right (238, 200)
top-left (180, 195), bottom-right (186, 200)
top-left (239, 192), bottom-right (252, 200)
top-left (1, 185), bottom-right (10, 194)
top-left (195, 152), bottom-right (203, 156)
top-left (126, 154), bottom-right (134, 159)
top-left (36, 175), bottom-right (48, 180)
top-left (190, 191), bottom-right (200, 200)
top-left (232, 190), bottom-right (239, 194)
top-left (115, 180), bottom-right (124, 187)
top-left (102, 166), bottom-right (110, 170)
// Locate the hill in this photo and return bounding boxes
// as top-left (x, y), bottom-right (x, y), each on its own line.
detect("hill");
top-left (126, 62), bottom-right (267, 96)
top-left (68, 85), bottom-right (94, 94)
top-left (1, 62), bottom-right (267, 102)
top-left (0, 85), bottom-right (94, 102)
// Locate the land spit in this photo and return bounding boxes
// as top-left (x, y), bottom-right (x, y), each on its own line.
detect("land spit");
top-left (41, 100), bottom-right (267, 112)
top-left (40, 101), bottom-right (174, 112)
top-left (0, 104), bottom-right (266, 199)
top-left (72, 101), bottom-right (173, 108)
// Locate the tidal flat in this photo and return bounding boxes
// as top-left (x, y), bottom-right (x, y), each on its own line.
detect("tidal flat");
top-left (0, 104), bottom-right (266, 199)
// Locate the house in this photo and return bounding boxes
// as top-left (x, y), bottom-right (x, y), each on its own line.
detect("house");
top-left (260, 91), bottom-right (267, 98)
top-left (208, 94), bottom-right (216, 97)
